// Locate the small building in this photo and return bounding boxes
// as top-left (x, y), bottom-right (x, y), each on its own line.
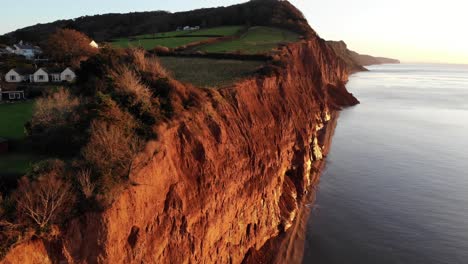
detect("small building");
top-left (4, 68), bottom-right (34, 83)
top-left (60, 67), bottom-right (77, 82)
top-left (32, 68), bottom-right (49, 83)
top-left (0, 88), bottom-right (25, 101)
top-left (182, 26), bottom-right (200, 31)
top-left (89, 40), bottom-right (99, 49)
top-left (4, 67), bottom-right (77, 83)
top-left (0, 138), bottom-right (8, 154)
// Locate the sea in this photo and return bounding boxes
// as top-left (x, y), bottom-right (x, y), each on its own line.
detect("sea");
top-left (302, 64), bottom-right (468, 264)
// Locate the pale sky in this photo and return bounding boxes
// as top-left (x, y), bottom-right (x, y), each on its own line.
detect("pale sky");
top-left (1, 0), bottom-right (467, 64)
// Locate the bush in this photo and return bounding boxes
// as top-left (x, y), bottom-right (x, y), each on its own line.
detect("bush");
top-left (82, 121), bottom-right (141, 185)
top-left (109, 65), bottom-right (153, 110)
top-left (29, 88), bottom-right (85, 155)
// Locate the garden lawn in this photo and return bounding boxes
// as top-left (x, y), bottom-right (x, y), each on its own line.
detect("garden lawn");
top-left (0, 101), bottom-right (34, 140)
top-left (0, 101), bottom-right (37, 181)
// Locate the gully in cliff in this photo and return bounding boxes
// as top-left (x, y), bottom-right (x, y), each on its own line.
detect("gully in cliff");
top-left (0, 1), bottom-right (374, 263)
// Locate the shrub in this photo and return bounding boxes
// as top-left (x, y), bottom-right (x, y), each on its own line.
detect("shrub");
top-left (128, 48), bottom-right (168, 78)
top-left (82, 121), bottom-right (141, 185)
top-left (29, 88), bottom-right (85, 155)
top-left (152, 45), bottom-right (171, 55)
top-left (31, 88), bottom-right (80, 128)
top-left (109, 65), bottom-right (153, 110)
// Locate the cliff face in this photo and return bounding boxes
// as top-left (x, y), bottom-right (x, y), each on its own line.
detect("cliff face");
top-left (327, 40), bottom-right (400, 68)
top-left (2, 36), bottom-right (358, 264)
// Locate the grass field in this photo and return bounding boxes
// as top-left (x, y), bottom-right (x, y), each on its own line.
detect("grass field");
top-left (0, 101), bottom-right (36, 180)
top-left (0, 101), bottom-right (34, 140)
top-left (111, 36), bottom-right (211, 49)
top-left (110, 26), bottom-right (244, 50)
top-left (196, 26), bottom-right (299, 54)
top-left (184, 26), bottom-right (244, 36)
top-left (159, 57), bottom-right (265, 88)
top-left (110, 26), bottom-right (298, 52)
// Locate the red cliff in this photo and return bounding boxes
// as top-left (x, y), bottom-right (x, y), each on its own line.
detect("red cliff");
top-left (2, 36), bottom-right (358, 263)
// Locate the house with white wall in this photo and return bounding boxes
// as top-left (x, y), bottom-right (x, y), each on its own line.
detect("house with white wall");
top-left (5, 41), bottom-right (42, 60)
top-left (32, 68), bottom-right (49, 83)
top-left (4, 68), bottom-right (34, 83)
top-left (89, 40), bottom-right (99, 49)
top-left (3, 67), bottom-right (77, 83)
top-left (60, 67), bottom-right (77, 82)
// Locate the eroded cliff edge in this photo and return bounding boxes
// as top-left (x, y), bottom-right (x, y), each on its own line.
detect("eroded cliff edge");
top-left (2, 36), bottom-right (358, 264)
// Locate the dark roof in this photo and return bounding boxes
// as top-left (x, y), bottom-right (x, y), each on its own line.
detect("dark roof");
top-left (11, 68), bottom-right (35, 75)
top-left (40, 67), bottom-right (64, 74)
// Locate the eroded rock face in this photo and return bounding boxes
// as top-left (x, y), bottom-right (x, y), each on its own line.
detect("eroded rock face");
top-left (2, 38), bottom-right (358, 264)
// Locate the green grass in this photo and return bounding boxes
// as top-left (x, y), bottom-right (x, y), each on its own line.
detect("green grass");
top-left (111, 36), bottom-right (213, 50)
top-left (0, 101), bottom-right (34, 140)
top-left (113, 30), bottom-right (188, 41)
top-left (0, 101), bottom-right (36, 179)
top-left (185, 26), bottom-right (244, 36)
top-left (110, 26), bottom-right (245, 50)
top-left (159, 57), bottom-right (265, 88)
top-left (0, 153), bottom-right (39, 176)
top-left (197, 26), bottom-right (299, 54)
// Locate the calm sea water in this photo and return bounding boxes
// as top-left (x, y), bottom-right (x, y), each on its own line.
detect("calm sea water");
top-left (303, 64), bottom-right (468, 264)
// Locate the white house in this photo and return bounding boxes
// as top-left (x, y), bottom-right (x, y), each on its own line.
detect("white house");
top-left (4, 67), bottom-right (77, 83)
top-left (6, 41), bottom-right (42, 60)
top-left (4, 68), bottom-right (34, 83)
top-left (60, 68), bottom-right (77, 82)
top-left (89, 40), bottom-right (99, 49)
top-left (182, 26), bottom-right (200, 31)
top-left (32, 68), bottom-right (49, 83)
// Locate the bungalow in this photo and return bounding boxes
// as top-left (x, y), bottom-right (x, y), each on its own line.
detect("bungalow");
top-left (32, 68), bottom-right (49, 83)
top-left (4, 68), bottom-right (34, 83)
top-left (4, 67), bottom-right (77, 83)
top-left (60, 67), bottom-right (76, 82)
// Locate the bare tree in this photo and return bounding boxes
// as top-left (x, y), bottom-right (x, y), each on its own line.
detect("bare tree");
top-left (77, 169), bottom-right (95, 199)
top-left (15, 174), bottom-right (73, 229)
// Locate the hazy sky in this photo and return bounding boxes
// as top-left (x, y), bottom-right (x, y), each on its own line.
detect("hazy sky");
top-left (1, 0), bottom-right (467, 64)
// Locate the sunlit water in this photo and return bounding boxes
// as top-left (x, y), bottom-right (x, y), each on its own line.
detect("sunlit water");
top-left (303, 64), bottom-right (468, 264)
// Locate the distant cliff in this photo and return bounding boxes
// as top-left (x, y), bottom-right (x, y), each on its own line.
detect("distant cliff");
top-left (327, 40), bottom-right (400, 68)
